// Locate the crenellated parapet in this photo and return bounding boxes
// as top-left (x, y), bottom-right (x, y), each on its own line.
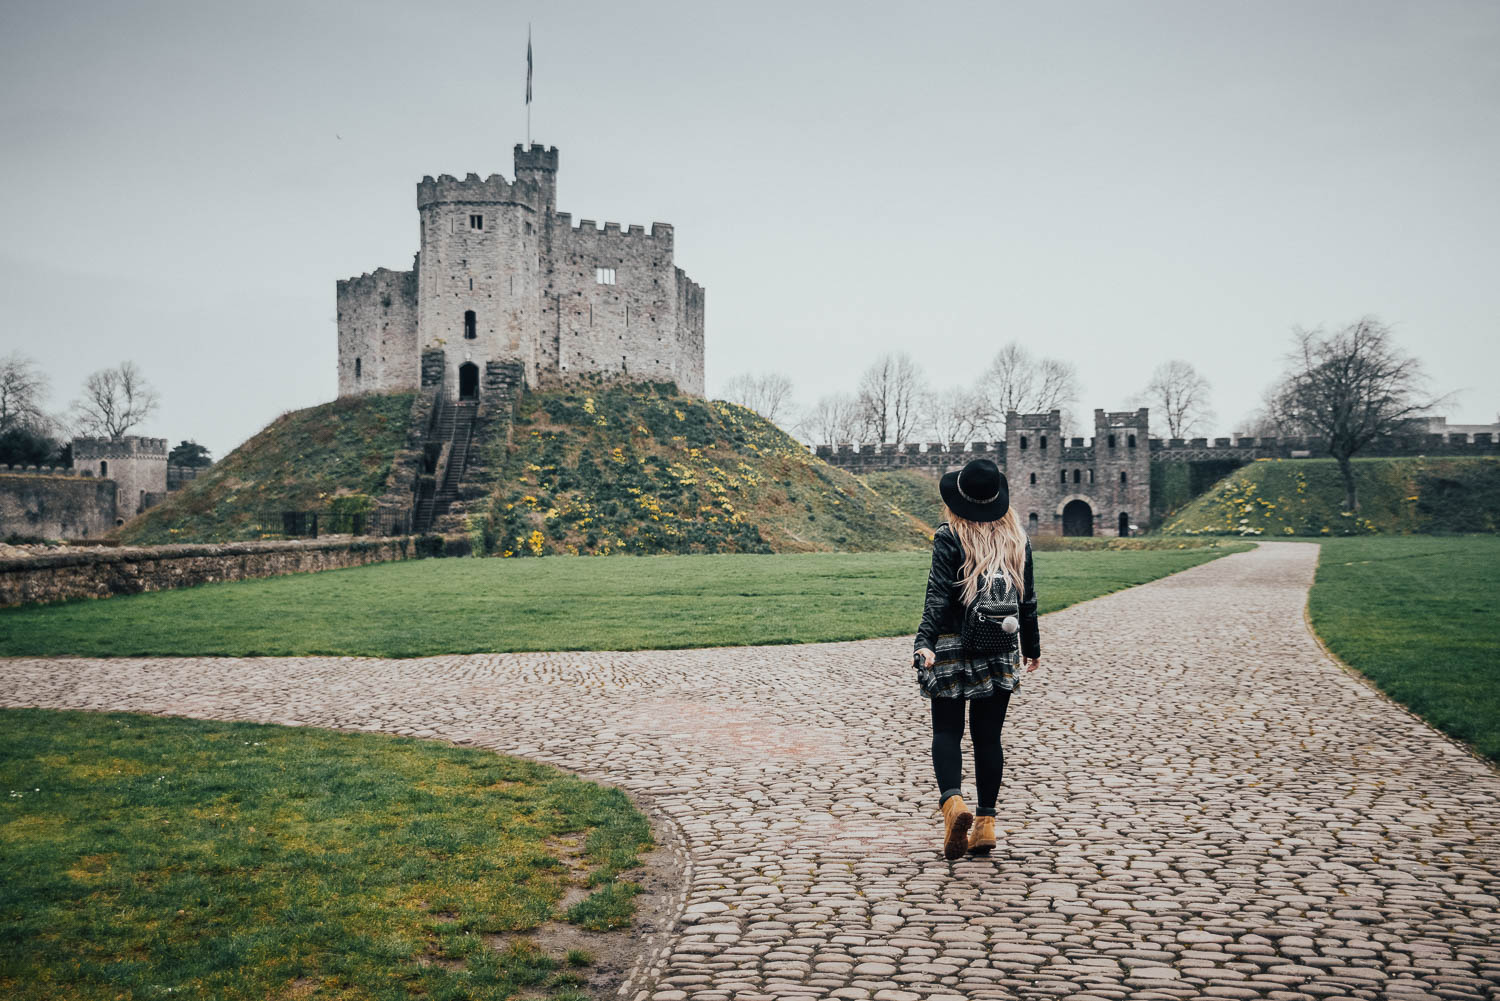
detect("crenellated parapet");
top-left (336, 266), bottom-right (416, 296)
top-left (417, 172), bottom-right (541, 209)
top-left (513, 143), bottom-right (558, 172)
top-left (1, 465), bottom-right (88, 477)
top-left (555, 214), bottom-right (675, 247)
top-left (72, 436), bottom-right (168, 460)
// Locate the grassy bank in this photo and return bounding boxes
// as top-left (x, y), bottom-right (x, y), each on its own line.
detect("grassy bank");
top-left (116, 393), bottom-right (416, 545)
top-left (1161, 455), bottom-right (1500, 536)
top-left (0, 543), bottom-right (1247, 658)
top-left (860, 469), bottom-right (946, 528)
top-left (0, 708), bottom-right (652, 1000)
top-left (1306, 536), bottom-right (1500, 763)
top-left (471, 384), bottom-right (931, 556)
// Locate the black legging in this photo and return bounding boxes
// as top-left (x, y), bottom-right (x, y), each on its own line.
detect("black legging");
top-left (931, 691), bottom-right (1012, 817)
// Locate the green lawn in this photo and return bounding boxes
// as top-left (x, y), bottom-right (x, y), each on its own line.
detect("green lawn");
top-left (0, 544), bottom-right (1247, 659)
top-left (1306, 536), bottom-right (1500, 763)
top-left (0, 708), bottom-right (650, 1000)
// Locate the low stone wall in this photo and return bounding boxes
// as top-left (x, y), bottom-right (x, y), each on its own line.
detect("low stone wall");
top-left (0, 535), bottom-right (432, 608)
top-left (1, 471), bottom-right (117, 540)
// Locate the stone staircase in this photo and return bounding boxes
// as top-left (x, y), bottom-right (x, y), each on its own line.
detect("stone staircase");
top-left (413, 398), bottom-right (478, 534)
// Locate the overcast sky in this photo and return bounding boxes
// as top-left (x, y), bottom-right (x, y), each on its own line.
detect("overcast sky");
top-left (2, 0), bottom-right (1496, 459)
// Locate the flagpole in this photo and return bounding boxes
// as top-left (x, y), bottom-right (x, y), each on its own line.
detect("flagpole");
top-left (526, 24), bottom-right (532, 148)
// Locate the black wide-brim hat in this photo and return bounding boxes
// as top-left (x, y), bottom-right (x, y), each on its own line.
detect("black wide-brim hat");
top-left (939, 457), bottom-right (1010, 522)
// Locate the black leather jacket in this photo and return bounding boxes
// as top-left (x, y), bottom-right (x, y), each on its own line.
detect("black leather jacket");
top-left (914, 524), bottom-right (1040, 659)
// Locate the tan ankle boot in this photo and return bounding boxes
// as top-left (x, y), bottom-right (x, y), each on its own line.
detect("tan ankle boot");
top-left (967, 815), bottom-right (996, 855)
top-left (940, 795), bottom-right (973, 860)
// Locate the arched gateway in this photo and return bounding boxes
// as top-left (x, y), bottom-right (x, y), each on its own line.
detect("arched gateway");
top-left (1061, 499), bottom-right (1094, 537)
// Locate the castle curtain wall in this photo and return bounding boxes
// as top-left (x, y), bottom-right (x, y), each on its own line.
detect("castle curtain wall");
top-left (541, 218), bottom-right (698, 391)
top-left (336, 269), bottom-right (419, 396)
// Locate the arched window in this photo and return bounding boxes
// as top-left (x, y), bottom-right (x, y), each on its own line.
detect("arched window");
top-left (1059, 469), bottom-right (1067, 483)
top-left (100, 460), bottom-right (108, 478)
top-left (1128, 434), bottom-right (1137, 447)
top-left (1120, 470), bottom-right (1128, 484)
top-left (1028, 512), bottom-right (1038, 533)
top-left (463, 310), bottom-right (477, 339)
top-left (1040, 435), bottom-right (1048, 449)
top-left (1089, 469), bottom-right (1095, 483)
top-left (1108, 434), bottom-right (1116, 448)
top-left (1029, 472), bottom-right (1036, 485)
top-left (1073, 469), bottom-right (1080, 484)
top-left (1019, 435), bottom-right (1028, 451)
top-left (355, 357), bottom-right (361, 379)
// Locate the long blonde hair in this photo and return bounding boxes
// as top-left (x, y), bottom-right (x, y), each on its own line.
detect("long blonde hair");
top-left (945, 506), bottom-right (1028, 607)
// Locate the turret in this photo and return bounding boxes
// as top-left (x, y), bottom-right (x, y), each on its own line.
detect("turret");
top-left (514, 144), bottom-right (558, 214)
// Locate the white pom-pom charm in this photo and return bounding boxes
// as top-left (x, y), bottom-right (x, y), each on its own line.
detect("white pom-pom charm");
top-left (1002, 615), bottom-right (1020, 634)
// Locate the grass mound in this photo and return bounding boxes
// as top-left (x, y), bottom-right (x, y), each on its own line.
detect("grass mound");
top-left (116, 393), bottom-right (415, 545)
top-left (1160, 456), bottom-right (1500, 536)
top-left (469, 383), bottom-right (931, 555)
top-left (0, 708), bottom-right (652, 1000)
top-left (1307, 536), bottom-right (1500, 762)
top-left (860, 469), bottom-right (946, 527)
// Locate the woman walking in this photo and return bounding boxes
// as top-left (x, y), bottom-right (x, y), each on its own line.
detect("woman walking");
top-left (913, 457), bottom-right (1041, 860)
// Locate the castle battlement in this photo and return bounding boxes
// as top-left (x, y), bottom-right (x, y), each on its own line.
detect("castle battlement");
top-left (417, 172), bottom-right (540, 209)
top-left (72, 436), bottom-right (168, 460)
top-left (337, 267), bottom-right (413, 291)
top-left (513, 143), bottom-right (559, 172)
top-left (1097, 408), bottom-right (1149, 428)
top-left (556, 215), bottom-right (674, 242)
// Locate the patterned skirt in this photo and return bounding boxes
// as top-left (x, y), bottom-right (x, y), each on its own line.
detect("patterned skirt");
top-left (916, 632), bottom-right (1023, 700)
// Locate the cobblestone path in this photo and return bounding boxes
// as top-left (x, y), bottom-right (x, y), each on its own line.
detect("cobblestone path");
top-left (4, 541), bottom-right (1499, 1001)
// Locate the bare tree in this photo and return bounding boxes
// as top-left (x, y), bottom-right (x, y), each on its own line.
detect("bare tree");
top-left (1266, 317), bottom-right (1442, 512)
top-left (0, 352), bottom-right (52, 434)
top-left (72, 361), bottom-right (159, 439)
top-left (722, 372), bottom-right (795, 425)
top-left (1144, 359), bottom-right (1215, 438)
top-left (800, 392), bottom-right (862, 447)
top-left (856, 352), bottom-right (925, 444)
top-left (974, 343), bottom-right (1080, 440)
top-left (922, 386), bottom-right (987, 445)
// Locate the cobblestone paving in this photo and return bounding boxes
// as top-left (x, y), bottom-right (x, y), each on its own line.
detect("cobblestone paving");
top-left (4, 541), bottom-right (1500, 1001)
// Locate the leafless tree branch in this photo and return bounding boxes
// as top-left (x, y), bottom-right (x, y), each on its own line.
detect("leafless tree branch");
top-left (0, 352), bottom-right (53, 435)
top-left (1144, 359), bottom-right (1215, 438)
top-left (72, 361), bottom-right (159, 439)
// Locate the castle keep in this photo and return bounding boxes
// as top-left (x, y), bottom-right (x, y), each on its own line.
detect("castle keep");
top-left (337, 144), bottom-right (705, 401)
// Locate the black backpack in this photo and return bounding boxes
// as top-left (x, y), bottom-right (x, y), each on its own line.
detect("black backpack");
top-left (960, 567), bottom-right (1020, 658)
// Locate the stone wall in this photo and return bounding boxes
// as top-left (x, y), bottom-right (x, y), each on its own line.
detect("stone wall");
top-left (337, 266), bottom-right (420, 396)
top-left (539, 217), bottom-right (702, 394)
top-left (0, 471), bottom-right (117, 540)
top-left (0, 535), bottom-right (428, 608)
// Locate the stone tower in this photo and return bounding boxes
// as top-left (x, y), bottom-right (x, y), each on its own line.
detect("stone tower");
top-left (71, 435), bottom-right (167, 523)
top-left (1003, 408), bottom-right (1150, 537)
top-left (337, 145), bottom-right (705, 402)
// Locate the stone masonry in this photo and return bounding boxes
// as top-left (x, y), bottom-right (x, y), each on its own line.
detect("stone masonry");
top-left (337, 144), bottom-right (705, 402)
top-left (70, 435), bottom-right (167, 523)
top-left (5, 542), bottom-right (1498, 999)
